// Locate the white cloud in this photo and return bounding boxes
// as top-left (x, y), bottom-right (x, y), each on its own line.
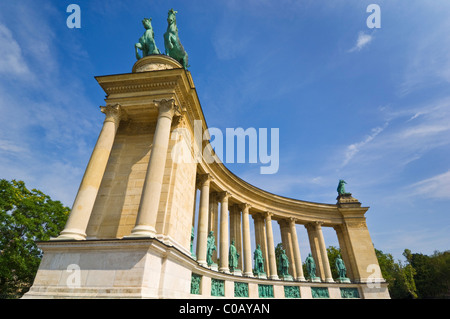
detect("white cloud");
top-left (408, 171), bottom-right (450, 200)
top-left (348, 31), bottom-right (373, 52)
top-left (341, 123), bottom-right (387, 167)
top-left (0, 23), bottom-right (30, 75)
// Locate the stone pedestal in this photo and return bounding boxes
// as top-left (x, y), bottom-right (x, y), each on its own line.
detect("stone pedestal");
top-left (310, 277), bottom-right (321, 283)
top-left (337, 277), bottom-right (351, 283)
top-left (280, 275), bottom-right (293, 281)
top-left (232, 269), bottom-right (243, 277)
top-left (23, 238), bottom-right (193, 299)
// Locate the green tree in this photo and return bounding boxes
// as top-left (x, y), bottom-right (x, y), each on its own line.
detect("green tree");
top-left (411, 250), bottom-right (450, 298)
top-left (0, 179), bottom-right (69, 298)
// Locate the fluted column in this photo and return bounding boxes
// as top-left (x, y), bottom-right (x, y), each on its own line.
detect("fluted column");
top-left (56, 104), bottom-right (121, 240)
top-left (129, 99), bottom-right (180, 237)
top-left (196, 174), bottom-right (212, 266)
top-left (265, 212), bottom-right (279, 280)
top-left (218, 191), bottom-right (231, 273)
top-left (240, 203), bottom-right (253, 277)
top-left (289, 218), bottom-right (306, 281)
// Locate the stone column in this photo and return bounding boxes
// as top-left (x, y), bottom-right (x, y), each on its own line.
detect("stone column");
top-left (208, 192), bottom-right (219, 263)
top-left (218, 191), bottom-right (231, 273)
top-left (279, 219), bottom-right (296, 278)
top-left (265, 212), bottom-right (279, 280)
top-left (253, 213), bottom-right (269, 274)
top-left (230, 204), bottom-right (242, 270)
top-left (129, 99), bottom-right (180, 237)
top-left (240, 203), bottom-right (253, 277)
top-left (196, 174), bottom-right (212, 266)
top-left (306, 222), bottom-right (334, 282)
top-left (289, 218), bottom-right (306, 281)
top-left (333, 224), bottom-right (355, 281)
top-left (56, 104), bottom-right (121, 240)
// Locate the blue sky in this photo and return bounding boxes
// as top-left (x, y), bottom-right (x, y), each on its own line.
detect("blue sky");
top-left (0, 1), bottom-right (449, 262)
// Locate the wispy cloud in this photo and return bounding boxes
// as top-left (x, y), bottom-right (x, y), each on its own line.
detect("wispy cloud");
top-left (0, 23), bottom-right (30, 76)
top-left (408, 170), bottom-right (450, 200)
top-left (348, 31), bottom-right (373, 52)
top-left (341, 123), bottom-right (388, 167)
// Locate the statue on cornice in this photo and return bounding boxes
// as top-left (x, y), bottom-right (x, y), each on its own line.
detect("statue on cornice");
top-left (337, 179), bottom-right (350, 196)
top-left (135, 18), bottom-right (161, 60)
top-left (164, 9), bottom-right (189, 69)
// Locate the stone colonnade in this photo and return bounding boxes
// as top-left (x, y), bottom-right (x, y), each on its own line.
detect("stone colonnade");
top-left (193, 173), bottom-right (338, 283)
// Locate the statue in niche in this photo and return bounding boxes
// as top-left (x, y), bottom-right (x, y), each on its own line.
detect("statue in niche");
top-left (335, 255), bottom-right (348, 279)
top-left (253, 244), bottom-right (266, 275)
top-left (206, 231), bottom-right (216, 267)
top-left (229, 239), bottom-right (240, 272)
top-left (164, 8), bottom-right (189, 69)
top-left (135, 18), bottom-right (161, 60)
top-left (305, 253), bottom-right (317, 279)
top-left (278, 249), bottom-right (290, 277)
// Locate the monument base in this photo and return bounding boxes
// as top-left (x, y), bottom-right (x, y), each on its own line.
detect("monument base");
top-left (23, 238), bottom-right (194, 299)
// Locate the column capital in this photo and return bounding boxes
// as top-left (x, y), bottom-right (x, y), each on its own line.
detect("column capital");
top-left (217, 191), bottom-right (231, 202)
top-left (264, 211), bottom-right (274, 220)
top-left (154, 98), bottom-right (181, 120)
top-left (239, 203), bottom-right (252, 212)
top-left (289, 217), bottom-right (298, 226)
top-left (196, 173), bottom-right (213, 187)
top-left (100, 103), bottom-right (121, 124)
top-left (304, 221), bottom-right (324, 231)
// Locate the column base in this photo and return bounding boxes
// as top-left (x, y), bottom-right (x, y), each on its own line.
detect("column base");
top-left (269, 275), bottom-right (279, 280)
top-left (280, 275), bottom-right (293, 281)
top-left (254, 273), bottom-right (267, 279)
top-left (310, 277), bottom-right (321, 283)
top-left (51, 229), bottom-right (86, 241)
top-left (232, 269), bottom-right (243, 276)
top-left (219, 267), bottom-right (231, 274)
top-left (337, 277), bottom-right (351, 283)
top-left (125, 225), bottom-right (156, 238)
top-left (209, 263), bottom-right (219, 271)
top-left (325, 278), bottom-right (335, 283)
top-left (295, 276), bottom-right (307, 282)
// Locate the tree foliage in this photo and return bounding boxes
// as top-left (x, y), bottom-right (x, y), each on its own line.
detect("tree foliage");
top-left (0, 179), bottom-right (69, 298)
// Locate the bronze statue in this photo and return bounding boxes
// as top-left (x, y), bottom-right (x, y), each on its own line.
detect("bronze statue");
top-left (164, 9), bottom-right (189, 69)
top-left (135, 18), bottom-right (161, 60)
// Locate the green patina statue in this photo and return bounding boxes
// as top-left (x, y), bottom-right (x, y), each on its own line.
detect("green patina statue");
top-left (229, 239), bottom-right (240, 272)
top-left (206, 231), bottom-right (216, 267)
top-left (278, 249), bottom-right (290, 277)
top-left (305, 253), bottom-right (317, 279)
top-left (135, 18), bottom-right (161, 60)
top-left (337, 179), bottom-right (349, 195)
top-left (253, 244), bottom-right (266, 275)
top-left (335, 255), bottom-right (347, 279)
top-left (164, 9), bottom-right (189, 69)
